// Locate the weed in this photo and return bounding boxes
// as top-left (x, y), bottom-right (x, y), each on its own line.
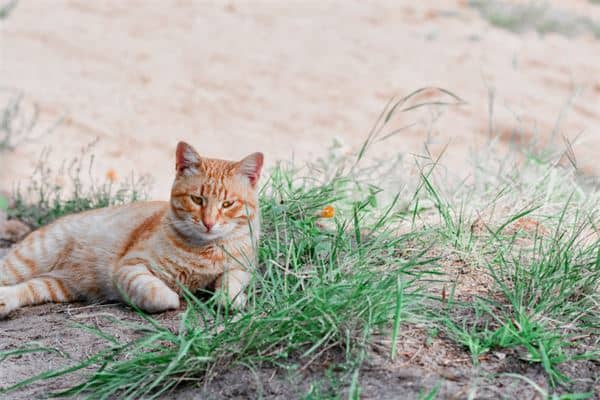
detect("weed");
top-left (1, 88), bottom-right (598, 398)
top-left (469, 0), bottom-right (600, 38)
top-left (424, 147), bottom-right (600, 391)
top-left (0, 89), bottom-right (61, 152)
top-left (0, 0), bottom-right (17, 20)
top-left (8, 141), bottom-right (152, 228)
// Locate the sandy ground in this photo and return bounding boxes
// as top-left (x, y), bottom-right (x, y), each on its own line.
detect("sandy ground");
top-left (1, 1), bottom-right (600, 398)
top-left (1, 0), bottom-right (599, 199)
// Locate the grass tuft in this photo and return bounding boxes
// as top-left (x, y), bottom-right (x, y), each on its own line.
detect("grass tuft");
top-left (470, 0), bottom-right (600, 38)
top-left (8, 141), bottom-right (152, 228)
top-left (1, 88), bottom-right (598, 398)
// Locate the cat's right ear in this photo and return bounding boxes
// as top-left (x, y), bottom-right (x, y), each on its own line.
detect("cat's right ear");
top-left (175, 142), bottom-right (201, 176)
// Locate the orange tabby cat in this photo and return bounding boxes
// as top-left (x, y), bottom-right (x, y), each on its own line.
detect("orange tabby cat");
top-left (0, 142), bottom-right (263, 318)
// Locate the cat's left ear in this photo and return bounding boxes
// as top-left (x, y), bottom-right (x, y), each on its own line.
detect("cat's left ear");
top-left (238, 152), bottom-right (264, 188)
top-left (176, 141), bottom-right (201, 176)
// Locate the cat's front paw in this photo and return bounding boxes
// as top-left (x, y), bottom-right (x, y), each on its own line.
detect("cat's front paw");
top-left (134, 286), bottom-right (180, 313)
top-left (0, 286), bottom-right (18, 319)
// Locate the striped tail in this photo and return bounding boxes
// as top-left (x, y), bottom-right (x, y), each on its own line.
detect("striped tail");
top-left (0, 224), bottom-right (67, 285)
top-left (0, 224), bottom-right (78, 318)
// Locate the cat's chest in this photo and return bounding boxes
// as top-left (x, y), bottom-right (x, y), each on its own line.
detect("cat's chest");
top-left (157, 245), bottom-right (225, 289)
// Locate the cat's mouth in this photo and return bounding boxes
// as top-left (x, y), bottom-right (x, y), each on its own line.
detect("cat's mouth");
top-left (182, 228), bottom-right (228, 245)
top-left (195, 222), bottom-right (237, 240)
top-left (196, 229), bottom-right (225, 240)
top-left (170, 216), bottom-right (232, 243)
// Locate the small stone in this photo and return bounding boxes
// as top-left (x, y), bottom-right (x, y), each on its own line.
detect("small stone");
top-left (0, 218), bottom-right (31, 243)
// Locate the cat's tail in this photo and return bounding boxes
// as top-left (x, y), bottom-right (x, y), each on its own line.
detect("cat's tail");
top-left (0, 224), bottom-right (67, 286)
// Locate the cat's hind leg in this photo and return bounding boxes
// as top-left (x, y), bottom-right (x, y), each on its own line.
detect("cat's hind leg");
top-left (114, 263), bottom-right (180, 313)
top-left (0, 275), bottom-right (77, 319)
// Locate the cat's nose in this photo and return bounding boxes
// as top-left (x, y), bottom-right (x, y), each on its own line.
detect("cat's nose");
top-left (202, 219), bottom-right (215, 232)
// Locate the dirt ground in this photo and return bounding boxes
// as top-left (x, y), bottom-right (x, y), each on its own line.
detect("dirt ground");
top-left (2, 228), bottom-right (599, 399)
top-left (1, 0), bottom-right (600, 199)
top-left (1, 242), bottom-right (598, 399)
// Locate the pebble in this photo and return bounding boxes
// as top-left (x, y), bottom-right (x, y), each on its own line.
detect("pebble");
top-left (0, 210), bottom-right (31, 244)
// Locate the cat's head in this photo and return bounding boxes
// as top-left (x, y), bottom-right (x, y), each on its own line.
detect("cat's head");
top-left (169, 141), bottom-right (263, 242)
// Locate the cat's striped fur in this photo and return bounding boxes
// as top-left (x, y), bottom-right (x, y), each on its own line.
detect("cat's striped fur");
top-left (0, 142), bottom-right (263, 318)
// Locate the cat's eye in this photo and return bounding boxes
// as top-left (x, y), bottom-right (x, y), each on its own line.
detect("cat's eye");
top-left (222, 200), bottom-right (234, 208)
top-left (190, 195), bottom-right (205, 206)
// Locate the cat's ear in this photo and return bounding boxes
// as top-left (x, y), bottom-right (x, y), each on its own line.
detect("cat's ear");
top-left (238, 152), bottom-right (264, 187)
top-left (175, 141), bottom-right (201, 176)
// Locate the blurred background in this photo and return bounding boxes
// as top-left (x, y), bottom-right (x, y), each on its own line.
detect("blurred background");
top-left (1, 0), bottom-right (599, 199)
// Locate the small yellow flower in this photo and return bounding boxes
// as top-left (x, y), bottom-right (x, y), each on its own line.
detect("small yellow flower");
top-left (106, 168), bottom-right (118, 183)
top-left (319, 205), bottom-right (335, 219)
top-left (53, 176), bottom-right (66, 188)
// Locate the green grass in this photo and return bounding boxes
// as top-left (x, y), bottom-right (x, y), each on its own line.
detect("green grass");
top-left (1, 89), bottom-right (598, 398)
top-left (0, 0), bottom-right (17, 20)
top-left (469, 0), bottom-right (600, 38)
top-left (0, 90), bottom-right (150, 228)
top-left (8, 141), bottom-right (152, 228)
top-left (3, 150), bottom-right (439, 399)
top-left (419, 149), bottom-right (600, 393)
